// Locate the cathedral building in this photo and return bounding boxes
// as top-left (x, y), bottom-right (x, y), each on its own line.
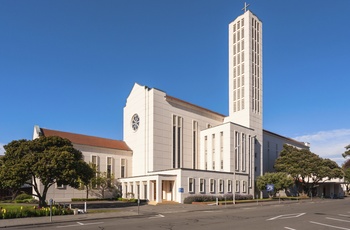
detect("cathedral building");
top-left (33, 5), bottom-right (309, 203)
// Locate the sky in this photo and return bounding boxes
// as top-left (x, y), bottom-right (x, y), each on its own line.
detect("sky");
top-left (0, 0), bottom-right (349, 166)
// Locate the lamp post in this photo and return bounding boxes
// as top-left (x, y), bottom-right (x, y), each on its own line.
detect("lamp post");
top-left (233, 145), bottom-right (239, 205)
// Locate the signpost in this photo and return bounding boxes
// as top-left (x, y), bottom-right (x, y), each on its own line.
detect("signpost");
top-left (49, 199), bottom-right (53, 222)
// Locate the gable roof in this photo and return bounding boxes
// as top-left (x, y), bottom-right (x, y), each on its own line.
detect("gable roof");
top-left (39, 128), bottom-right (131, 151)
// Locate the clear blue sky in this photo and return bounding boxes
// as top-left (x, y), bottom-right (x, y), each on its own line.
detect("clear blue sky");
top-left (1, 0), bottom-right (349, 165)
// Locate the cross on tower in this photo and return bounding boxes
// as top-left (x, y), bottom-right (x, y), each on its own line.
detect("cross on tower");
top-left (242, 2), bottom-right (250, 12)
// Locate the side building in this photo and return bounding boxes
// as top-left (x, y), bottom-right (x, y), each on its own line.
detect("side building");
top-left (32, 126), bottom-right (132, 202)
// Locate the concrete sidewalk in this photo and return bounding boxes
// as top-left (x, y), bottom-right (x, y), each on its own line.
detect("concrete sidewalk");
top-left (0, 198), bottom-right (328, 228)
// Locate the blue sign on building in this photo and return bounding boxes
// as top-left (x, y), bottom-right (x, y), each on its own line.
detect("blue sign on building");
top-left (178, 188), bottom-right (184, 193)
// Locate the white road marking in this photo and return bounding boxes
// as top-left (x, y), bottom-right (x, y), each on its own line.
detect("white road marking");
top-left (284, 227), bottom-right (296, 230)
top-left (202, 211), bottom-right (223, 213)
top-left (57, 221), bottom-right (104, 228)
top-left (149, 214), bottom-right (165, 219)
top-left (339, 214), bottom-right (350, 217)
top-left (326, 217), bottom-right (350, 223)
top-left (310, 221), bottom-right (350, 230)
top-left (267, 213), bottom-right (305, 221)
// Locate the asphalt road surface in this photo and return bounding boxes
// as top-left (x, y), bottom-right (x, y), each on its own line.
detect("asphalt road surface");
top-left (9, 199), bottom-right (350, 230)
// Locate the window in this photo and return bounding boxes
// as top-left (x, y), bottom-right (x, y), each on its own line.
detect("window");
top-left (242, 134), bottom-right (246, 171)
top-left (107, 157), bottom-right (112, 179)
top-left (210, 179), bottom-right (215, 193)
top-left (91, 155), bottom-right (99, 188)
top-left (107, 157), bottom-right (113, 187)
top-left (220, 132), bottom-right (224, 170)
top-left (228, 180), bottom-right (232, 193)
top-left (236, 180), bottom-right (240, 193)
top-left (212, 134), bottom-right (215, 170)
top-left (172, 115), bottom-right (183, 168)
top-left (192, 121), bottom-right (198, 169)
top-left (204, 136), bottom-right (208, 170)
top-left (121, 159), bottom-right (126, 178)
top-left (200, 178), bottom-right (205, 193)
top-left (219, 179), bottom-right (224, 193)
top-left (189, 178), bottom-right (194, 193)
top-left (56, 182), bottom-right (66, 189)
top-left (243, 181), bottom-right (247, 193)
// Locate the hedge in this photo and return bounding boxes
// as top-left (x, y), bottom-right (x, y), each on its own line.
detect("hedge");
top-left (183, 194), bottom-right (253, 204)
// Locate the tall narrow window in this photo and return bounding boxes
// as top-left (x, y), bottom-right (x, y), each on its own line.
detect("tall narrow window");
top-left (200, 178), bottom-right (205, 193)
top-left (236, 180), bottom-right (240, 193)
top-left (204, 136), bottom-right (208, 170)
top-left (242, 134), bottom-right (246, 171)
top-left (243, 181), bottom-right (247, 193)
top-left (212, 134), bottom-right (215, 170)
top-left (189, 178), bottom-right (194, 193)
top-left (107, 157), bottom-right (112, 186)
top-left (192, 121), bottom-right (198, 169)
top-left (177, 116), bottom-right (182, 168)
top-left (91, 155), bottom-right (99, 188)
top-left (219, 179), bottom-right (224, 193)
top-left (210, 179), bottom-right (215, 193)
top-left (172, 115), bottom-right (183, 168)
top-left (228, 180), bottom-right (232, 193)
top-left (220, 132), bottom-right (224, 170)
top-left (121, 159), bottom-right (126, 178)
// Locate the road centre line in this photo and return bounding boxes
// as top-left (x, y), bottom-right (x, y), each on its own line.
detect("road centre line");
top-left (326, 217), bottom-right (350, 223)
top-left (310, 221), bottom-right (350, 230)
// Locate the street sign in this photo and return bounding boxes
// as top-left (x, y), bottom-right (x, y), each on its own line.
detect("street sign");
top-left (266, 184), bottom-right (274, 192)
top-left (178, 188), bottom-right (184, 193)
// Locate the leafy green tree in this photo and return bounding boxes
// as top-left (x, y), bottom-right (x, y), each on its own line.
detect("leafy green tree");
top-left (256, 172), bottom-right (294, 197)
top-left (342, 144), bottom-right (350, 158)
top-left (0, 136), bottom-right (94, 207)
top-left (343, 165), bottom-right (350, 194)
top-left (342, 146), bottom-right (350, 194)
top-left (78, 162), bottom-right (97, 200)
top-left (274, 144), bottom-right (342, 195)
top-left (95, 171), bottom-right (115, 199)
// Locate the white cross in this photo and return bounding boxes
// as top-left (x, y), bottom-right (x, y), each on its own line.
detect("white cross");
top-left (242, 2), bottom-right (250, 12)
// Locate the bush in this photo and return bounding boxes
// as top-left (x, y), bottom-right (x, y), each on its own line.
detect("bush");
top-left (183, 194), bottom-right (253, 204)
top-left (15, 193), bottom-right (33, 201)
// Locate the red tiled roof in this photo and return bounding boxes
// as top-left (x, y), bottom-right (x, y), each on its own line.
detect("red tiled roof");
top-left (40, 128), bottom-right (131, 151)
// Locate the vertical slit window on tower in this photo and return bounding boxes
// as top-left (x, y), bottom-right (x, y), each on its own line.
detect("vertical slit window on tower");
top-left (192, 120), bottom-right (198, 169)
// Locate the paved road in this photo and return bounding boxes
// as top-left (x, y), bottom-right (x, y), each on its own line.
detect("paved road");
top-left (2, 198), bottom-right (350, 229)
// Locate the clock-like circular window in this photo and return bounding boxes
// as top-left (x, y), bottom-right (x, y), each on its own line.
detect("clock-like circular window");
top-left (131, 114), bottom-right (140, 131)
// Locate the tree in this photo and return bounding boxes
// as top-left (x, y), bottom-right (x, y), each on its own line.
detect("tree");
top-left (274, 144), bottom-right (342, 195)
top-left (78, 162), bottom-right (97, 200)
top-left (95, 171), bottom-right (115, 199)
top-left (343, 166), bottom-right (350, 194)
top-left (342, 145), bottom-right (350, 194)
top-left (342, 144), bottom-right (350, 158)
top-left (0, 136), bottom-right (94, 207)
top-left (256, 172), bottom-right (294, 197)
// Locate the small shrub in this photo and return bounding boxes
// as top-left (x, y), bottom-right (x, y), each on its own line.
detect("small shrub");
top-left (15, 193), bottom-right (33, 201)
